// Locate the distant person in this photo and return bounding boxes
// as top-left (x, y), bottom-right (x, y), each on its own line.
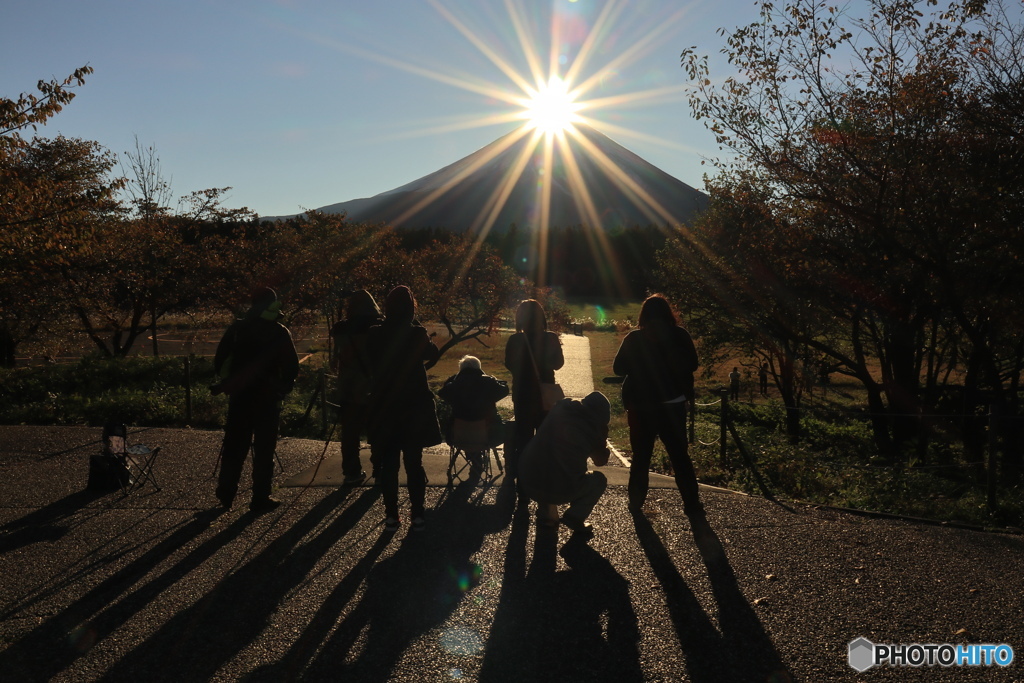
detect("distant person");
top-left (366, 285), bottom-right (442, 531)
top-left (438, 355), bottom-right (509, 475)
top-left (504, 299), bottom-right (564, 486)
top-left (213, 287), bottom-right (299, 514)
top-left (759, 363), bottom-right (769, 396)
top-left (330, 290), bottom-right (383, 485)
top-left (613, 294), bottom-right (711, 537)
top-left (818, 361), bottom-right (831, 396)
top-left (729, 366), bottom-right (741, 401)
top-left (518, 391), bottom-right (611, 537)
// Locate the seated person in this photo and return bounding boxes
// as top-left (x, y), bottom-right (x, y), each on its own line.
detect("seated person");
top-left (438, 355), bottom-right (509, 472)
top-left (518, 391), bottom-right (611, 537)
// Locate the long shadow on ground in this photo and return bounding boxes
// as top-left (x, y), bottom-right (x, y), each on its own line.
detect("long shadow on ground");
top-left (479, 516), bottom-right (644, 682)
top-left (633, 513), bottom-right (792, 682)
top-left (0, 489), bottom-right (101, 555)
top-left (0, 505), bottom-right (249, 681)
top-left (287, 479), bottom-right (515, 682)
top-left (100, 486), bottom-right (377, 682)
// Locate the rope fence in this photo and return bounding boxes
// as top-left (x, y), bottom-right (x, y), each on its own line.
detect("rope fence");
top-left (687, 388), bottom-right (1019, 513)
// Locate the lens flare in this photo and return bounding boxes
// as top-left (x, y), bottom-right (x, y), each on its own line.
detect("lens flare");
top-left (440, 626), bottom-right (485, 655)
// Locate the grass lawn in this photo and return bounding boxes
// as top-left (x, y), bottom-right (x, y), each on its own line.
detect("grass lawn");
top-left (566, 300), bottom-right (642, 328)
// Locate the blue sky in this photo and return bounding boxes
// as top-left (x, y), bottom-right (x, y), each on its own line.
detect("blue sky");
top-left (2, 0), bottom-right (760, 218)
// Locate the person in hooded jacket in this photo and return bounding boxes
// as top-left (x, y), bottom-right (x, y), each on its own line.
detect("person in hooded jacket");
top-left (613, 294), bottom-right (708, 525)
top-left (365, 286), bottom-right (441, 531)
top-left (518, 391), bottom-right (611, 537)
top-left (213, 287), bottom-right (299, 514)
top-left (330, 290), bottom-right (384, 485)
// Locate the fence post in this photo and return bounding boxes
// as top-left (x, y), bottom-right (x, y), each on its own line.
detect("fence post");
top-left (988, 401), bottom-right (999, 512)
top-left (320, 369), bottom-right (328, 436)
top-left (716, 387), bottom-right (730, 467)
top-left (184, 354), bottom-right (193, 424)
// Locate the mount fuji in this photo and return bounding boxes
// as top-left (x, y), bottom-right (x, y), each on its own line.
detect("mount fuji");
top-left (289, 124), bottom-right (708, 232)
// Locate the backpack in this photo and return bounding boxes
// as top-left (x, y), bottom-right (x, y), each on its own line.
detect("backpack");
top-left (87, 422), bottom-right (131, 491)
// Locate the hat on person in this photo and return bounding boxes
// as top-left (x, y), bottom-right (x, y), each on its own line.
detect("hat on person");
top-left (249, 287), bottom-right (282, 321)
top-left (252, 287), bottom-right (277, 308)
top-left (347, 289), bottom-right (382, 318)
top-left (581, 391), bottom-right (611, 424)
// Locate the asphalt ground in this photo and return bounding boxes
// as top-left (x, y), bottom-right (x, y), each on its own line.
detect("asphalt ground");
top-left (1, 334), bottom-right (1023, 681)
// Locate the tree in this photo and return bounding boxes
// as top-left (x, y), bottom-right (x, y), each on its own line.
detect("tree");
top-left (52, 170), bottom-right (265, 360)
top-left (678, 0), bottom-right (1024, 466)
top-left (0, 135), bottom-right (122, 365)
top-left (657, 174), bottom-right (828, 439)
top-left (0, 66), bottom-right (93, 142)
top-left (0, 67), bottom-right (118, 366)
top-left (121, 137), bottom-right (174, 356)
top-left (404, 235), bottom-right (524, 366)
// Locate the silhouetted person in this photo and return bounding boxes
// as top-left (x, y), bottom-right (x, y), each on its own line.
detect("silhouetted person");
top-left (330, 290), bottom-right (383, 485)
top-left (214, 287), bottom-right (299, 514)
top-left (729, 366), bottom-right (741, 401)
top-left (613, 294), bottom-right (711, 537)
top-left (438, 355), bottom-right (509, 474)
top-left (818, 361), bottom-right (831, 395)
top-left (366, 286), bottom-right (441, 531)
top-left (504, 299), bottom-right (564, 486)
top-left (518, 391), bottom-right (611, 538)
top-left (759, 363), bottom-right (769, 396)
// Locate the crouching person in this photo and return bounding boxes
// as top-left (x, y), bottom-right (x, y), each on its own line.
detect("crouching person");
top-left (518, 391), bottom-right (611, 537)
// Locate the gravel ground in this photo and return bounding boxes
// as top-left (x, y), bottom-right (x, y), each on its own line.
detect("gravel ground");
top-left (1, 425), bottom-right (1022, 682)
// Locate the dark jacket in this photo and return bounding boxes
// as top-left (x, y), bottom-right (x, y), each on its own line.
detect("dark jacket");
top-left (330, 312), bottom-right (382, 404)
top-left (365, 320), bottom-right (442, 446)
top-left (519, 392), bottom-right (611, 504)
top-left (214, 311), bottom-right (299, 398)
top-left (438, 367), bottom-right (509, 440)
top-left (613, 323), bottom-right (698, 411)
top-left (504, 330), bottom-right (564, 416)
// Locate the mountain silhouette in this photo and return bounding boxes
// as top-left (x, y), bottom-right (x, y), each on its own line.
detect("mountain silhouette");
top-left (297, 123), bottom-right (707, 232)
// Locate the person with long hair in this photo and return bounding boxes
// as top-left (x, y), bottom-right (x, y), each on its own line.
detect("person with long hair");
top-left (613, 294), bottom-right (709, 530)
top-left (329, 290), bottom-right (383, 485)
top-left (504, 299), bottom-right (564, 484)
top-left (366, 286), bottom-right (442, 531)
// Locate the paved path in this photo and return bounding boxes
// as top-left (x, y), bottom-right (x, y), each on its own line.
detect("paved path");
top-left (496, 333), bottom-right (594, 412)
top-left (1, 334), bottom-right (1023, 681)
top-left (2, 426), bottom-right (1023, 681)
top-left (554, 333), bottom-right (595, 399)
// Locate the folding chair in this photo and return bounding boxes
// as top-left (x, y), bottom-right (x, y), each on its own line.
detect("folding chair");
top-left (446, 418), bottom-right (504, 486)
top-left (101, 422), bottom-right (161, 493)
top-left (125, 443), bottom-right (162, 492)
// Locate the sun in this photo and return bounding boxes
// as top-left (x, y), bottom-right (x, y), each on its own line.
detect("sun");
top-left (321, 1), bottom-right (694, 292)
top-left (520, 76), bottom-right (581, 134)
